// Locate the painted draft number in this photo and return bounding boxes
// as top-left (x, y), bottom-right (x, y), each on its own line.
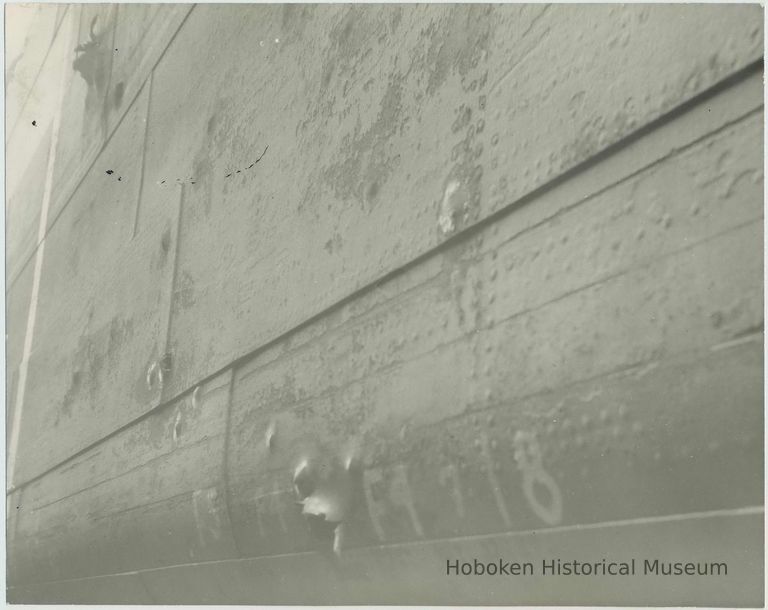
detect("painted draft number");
top-left (360, 429), bottom-right (563, 543)
top-left (513, 430), bottom-right (563, 526)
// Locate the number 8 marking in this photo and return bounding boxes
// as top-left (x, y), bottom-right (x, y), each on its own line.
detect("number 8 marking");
top-left (513, 430), bottom-right (563, 525)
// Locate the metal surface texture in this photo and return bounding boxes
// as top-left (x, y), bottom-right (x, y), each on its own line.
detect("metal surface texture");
top-left (5, 3), bottom-right (764, 605)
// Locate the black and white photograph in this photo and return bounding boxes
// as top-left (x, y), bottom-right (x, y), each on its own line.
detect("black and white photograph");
top-left (4, 2), bottom-right (765, 605)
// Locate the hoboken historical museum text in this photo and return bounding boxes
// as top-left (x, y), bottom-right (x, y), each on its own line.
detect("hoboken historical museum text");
top-left (446, 558), bottom-right (728, 577)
